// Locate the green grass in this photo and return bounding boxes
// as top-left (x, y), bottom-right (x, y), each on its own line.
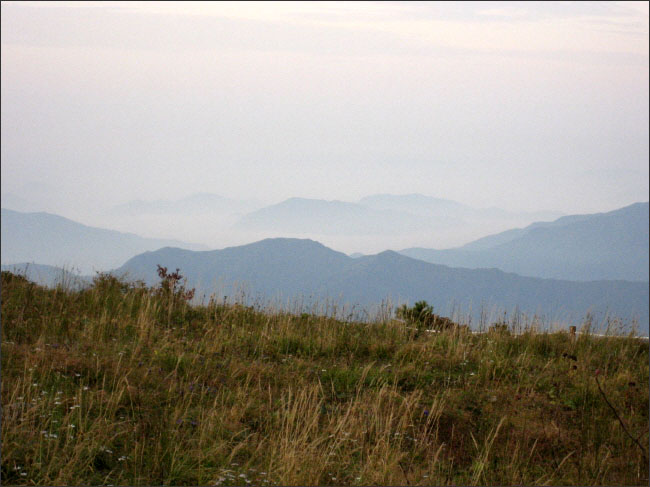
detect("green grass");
top-left (1, 270), bottom-right (648, 485)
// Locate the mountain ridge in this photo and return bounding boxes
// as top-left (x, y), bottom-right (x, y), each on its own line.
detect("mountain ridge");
top-left (1, 208), bottom-right (210, 274)
top-left (116, 237), bottom-right (649, 332)
top-left (400, 202), bottom-right (649, 281)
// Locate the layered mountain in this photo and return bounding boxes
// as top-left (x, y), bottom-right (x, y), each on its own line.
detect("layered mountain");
top-left (232, 195), bottom-right (563, 250)
top-left (359, 194), bottom-right (560, 222)
top-left (116, 238), bottom-right (649, 332)
top-left (111, 193), bottom-right (261, 217)
top-left (232, 198), bottom-right (430, 235)
top-left (1, 208), bottom-right (209, 274)
top-left (400, 202), bottom-right (649, 282)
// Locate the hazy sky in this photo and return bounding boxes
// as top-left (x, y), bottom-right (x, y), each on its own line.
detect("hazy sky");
top-left (2, 1), bottom-right (648, 215)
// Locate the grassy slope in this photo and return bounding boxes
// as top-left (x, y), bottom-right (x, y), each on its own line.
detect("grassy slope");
top-left (1, 271), bottom-right (648, 486)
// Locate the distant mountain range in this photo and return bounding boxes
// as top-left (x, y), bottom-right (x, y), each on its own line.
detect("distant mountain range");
top-left (400, 202), bottom-right (649, 282)
top-left (1, 208), bottom-right (209, 274)
top-left (233, 197), bottom-right (428, 235)
top-left (116, 238), bottom-right (649, 333)
top-left (359, 194), bottom-right (560, 222)
top-left (111, 193), bottom-right (261, 217)
top-left (232, 194), bottom-right (563, 240)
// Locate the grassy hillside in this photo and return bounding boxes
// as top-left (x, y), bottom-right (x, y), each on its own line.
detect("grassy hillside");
top-left (1, 270), bottom-right (648, 485)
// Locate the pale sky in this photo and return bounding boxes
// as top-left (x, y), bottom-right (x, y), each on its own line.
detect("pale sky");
top-left (1, 1), bottom-right (648, 217)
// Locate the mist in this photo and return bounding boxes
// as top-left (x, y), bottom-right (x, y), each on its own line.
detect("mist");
top-left (1, 1), bottom-right (648, 253)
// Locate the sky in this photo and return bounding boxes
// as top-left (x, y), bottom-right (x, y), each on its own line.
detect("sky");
top-left (1, 1), bottom-right (649, 218)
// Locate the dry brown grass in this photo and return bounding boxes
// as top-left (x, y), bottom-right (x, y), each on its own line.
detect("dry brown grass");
top-left (1, 271), bottom-right (648, 485)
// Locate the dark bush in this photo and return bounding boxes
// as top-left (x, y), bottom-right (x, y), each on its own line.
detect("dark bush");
top-left (396, 300), bottom-right (456, 331)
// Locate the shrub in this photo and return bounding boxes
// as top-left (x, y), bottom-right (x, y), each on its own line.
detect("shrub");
top-left (155, 265), bottom-right (195, 303)
top-left (396, 300), bottom-right (456, 331)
